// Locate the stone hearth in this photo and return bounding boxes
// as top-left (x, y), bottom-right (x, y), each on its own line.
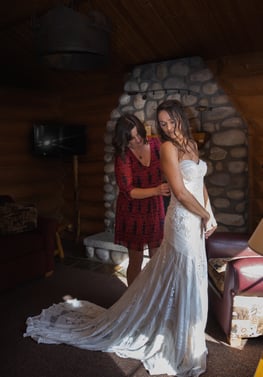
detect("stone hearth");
top-left (83, 231), bottom-right (150, 266)
top-left (83, 231), bottom-right (128, 265)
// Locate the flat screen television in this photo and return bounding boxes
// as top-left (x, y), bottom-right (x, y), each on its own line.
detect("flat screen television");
top-left (32, 123), bottom-right (87, 157)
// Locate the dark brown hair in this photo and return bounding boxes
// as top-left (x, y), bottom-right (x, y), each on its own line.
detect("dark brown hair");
top-left (112, 114), bottom-right (147, 159)
top-left (156, 99), bottom-right (194, 153)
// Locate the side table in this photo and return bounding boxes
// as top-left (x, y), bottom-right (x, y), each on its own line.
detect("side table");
top-left (54, 224), bottom-right (67, 259)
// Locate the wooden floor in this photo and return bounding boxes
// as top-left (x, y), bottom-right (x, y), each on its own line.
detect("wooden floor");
top-left (61, 237), bottom-right (129, 285)
top-left (61, 235), bottom-right (151, 286)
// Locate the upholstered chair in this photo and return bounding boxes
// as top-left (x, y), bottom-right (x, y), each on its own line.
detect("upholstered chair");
top-left (206, 232), bottom-right (263, 346)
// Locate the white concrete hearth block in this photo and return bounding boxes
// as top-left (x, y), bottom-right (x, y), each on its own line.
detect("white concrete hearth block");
top-left (111, 250), bottom-right (129, 265)
top-left (83, 231), bottom-right (128, 265)
top-left (85, 246), bottom-right (94, 258)
top-left (95, 248), bottom-right (110, 263)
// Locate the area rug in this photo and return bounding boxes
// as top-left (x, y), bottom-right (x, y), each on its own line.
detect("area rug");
top-left (0, 260), bottom-right (261, 377)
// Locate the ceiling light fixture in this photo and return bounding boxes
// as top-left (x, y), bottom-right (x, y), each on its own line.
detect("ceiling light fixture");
top-left (34, 4), bottom-right (111, 71)
top-left (126, 88), bottom-right (199, 99)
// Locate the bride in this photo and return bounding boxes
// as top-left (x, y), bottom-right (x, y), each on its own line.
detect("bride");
top-left (24, 99), bottom-right (217, 377)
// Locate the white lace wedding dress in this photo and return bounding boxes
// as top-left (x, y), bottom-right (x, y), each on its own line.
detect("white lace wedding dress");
top-left (24, 160), bottom-right (216, 377)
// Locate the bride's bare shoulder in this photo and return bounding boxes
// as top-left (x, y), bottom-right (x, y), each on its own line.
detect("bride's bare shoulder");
top-left (161, 141), bottom-right (177, 153)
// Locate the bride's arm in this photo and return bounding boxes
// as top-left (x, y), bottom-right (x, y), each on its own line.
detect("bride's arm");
top-left (203, 185), bottom-right (217, 237)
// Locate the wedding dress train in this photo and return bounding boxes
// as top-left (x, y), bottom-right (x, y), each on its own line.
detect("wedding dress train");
top-left (24, 160), bottom-right (214, 377)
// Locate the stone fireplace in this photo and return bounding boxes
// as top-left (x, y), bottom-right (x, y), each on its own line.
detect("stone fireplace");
top-left (83, 56), bottom-right (248, 265)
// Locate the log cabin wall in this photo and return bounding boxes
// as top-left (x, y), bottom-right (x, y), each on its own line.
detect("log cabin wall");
top-left (0, 88), bottom-right (67, 220)
top-left (207, 52), bottom-right (263, 231)
top-left (58, 90), bottom-right (123, 237)
top-left (0, 83), bottom-right (123, 240)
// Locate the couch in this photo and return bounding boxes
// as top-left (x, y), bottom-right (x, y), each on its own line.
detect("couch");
top-left (206, 232), bottom-right (263, 346)
top-left (0, 195), bottom-right (57, 291)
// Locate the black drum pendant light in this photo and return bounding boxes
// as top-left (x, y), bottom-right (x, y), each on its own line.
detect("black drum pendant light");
top-left (35, 5), bottom-right (110, 71)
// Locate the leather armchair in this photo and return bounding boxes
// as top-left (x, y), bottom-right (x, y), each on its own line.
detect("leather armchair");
top-left (206, 232), bottom-right (263, 346)
top-left (0, 195), bottom-right (57, 291)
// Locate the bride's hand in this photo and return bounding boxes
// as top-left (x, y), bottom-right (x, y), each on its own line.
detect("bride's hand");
top-left (205, 225), bottom-right (217, 239)
top-left (201, 211), bottom-right (210, 236)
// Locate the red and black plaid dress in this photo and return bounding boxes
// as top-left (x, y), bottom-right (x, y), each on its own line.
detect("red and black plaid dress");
top-left (114, 137), bottom-right (165, 251)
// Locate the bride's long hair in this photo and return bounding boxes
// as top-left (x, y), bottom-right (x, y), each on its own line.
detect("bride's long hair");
top-left (156, 99), bottom-right (195, 155)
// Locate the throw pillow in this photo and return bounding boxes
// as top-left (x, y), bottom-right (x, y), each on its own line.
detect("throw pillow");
top-left (0, 202), bottom-right (38, 235)
top-left (208, 257), bottom-right (232, 294)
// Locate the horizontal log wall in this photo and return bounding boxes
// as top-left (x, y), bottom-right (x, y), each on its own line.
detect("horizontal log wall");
top-left (59, 91), bottom-right (122, 237)
top-left (0, 81), bottom-right (123, 240)
top-left (0, 89), bottom-right (66, 221)
top-left (208, 52), bottom-right (263, 231)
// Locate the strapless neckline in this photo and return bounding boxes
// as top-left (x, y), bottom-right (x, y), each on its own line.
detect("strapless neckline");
top-left (180, 159), bottom-right (200, 165)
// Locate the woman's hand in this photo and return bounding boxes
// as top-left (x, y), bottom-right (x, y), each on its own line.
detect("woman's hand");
top-left (200, 211), bottom-right (210, 236)
top-left (204, 225), bottom-right (217, 239)
top-left (157, 183), bottom-right (170, 196)
top-left (130, 183), bottom-right (170, 199)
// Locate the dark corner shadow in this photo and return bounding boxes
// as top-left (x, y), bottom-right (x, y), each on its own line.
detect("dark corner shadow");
top-left (205, 309), bottom-right (227, 343)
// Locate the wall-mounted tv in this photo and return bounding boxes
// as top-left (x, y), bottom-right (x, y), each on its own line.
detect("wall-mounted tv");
top-left (32, 123), bottom-right (87, 157)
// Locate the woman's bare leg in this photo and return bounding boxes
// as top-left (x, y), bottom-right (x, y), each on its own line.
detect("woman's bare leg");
top-left (148, 247), bottom-right (159, 258)
top-left (127, 249), bottom-right (144, 286)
